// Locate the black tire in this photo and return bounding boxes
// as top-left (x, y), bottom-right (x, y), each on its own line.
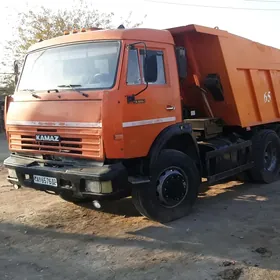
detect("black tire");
top-left (59, 191), bottom-right (91, 204)
top-left (274, 124), bottom-right (280, 139)
top-left (132, 149), bottom-right (200, 223)
top-left (249, 129), bottom-right (280, 183)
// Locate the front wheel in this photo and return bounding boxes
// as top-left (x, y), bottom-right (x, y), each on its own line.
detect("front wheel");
top-left (132, 149), bottom-right (200, 223)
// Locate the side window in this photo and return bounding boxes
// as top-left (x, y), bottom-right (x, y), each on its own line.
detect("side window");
top-left (140, 50), bottom-right (166, 84)
top-left (126, 49), bottom-right (141, 85)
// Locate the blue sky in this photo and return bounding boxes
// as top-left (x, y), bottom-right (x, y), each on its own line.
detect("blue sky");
top-left (0, 0), bottom-right (280, 72)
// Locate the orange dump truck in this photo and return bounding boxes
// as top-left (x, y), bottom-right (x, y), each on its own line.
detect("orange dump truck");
top-left (4, 24), bottom-right (280, 222)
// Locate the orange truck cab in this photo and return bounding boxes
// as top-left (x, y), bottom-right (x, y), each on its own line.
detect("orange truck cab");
top-left (4, 25), bottom-right (280, 222)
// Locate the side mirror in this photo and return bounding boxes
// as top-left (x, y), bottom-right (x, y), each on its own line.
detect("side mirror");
top-left (175, 47), bottom-right (187, 79)
top-left (144, 54), bottom-right (158, 83)
top-left (14, 76), bottom-right (18, 86)
top-left (14, 61), bottom-right (19, 75)
top-left (13, 61), bottom-right (19, 86)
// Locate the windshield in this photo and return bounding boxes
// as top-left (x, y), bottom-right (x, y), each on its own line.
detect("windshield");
top-left (18, 41), bottom-right (120, 91)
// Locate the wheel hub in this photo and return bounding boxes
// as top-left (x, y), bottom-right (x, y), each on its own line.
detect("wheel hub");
top-left (264, 141), bottom-right (278, 172)
top-left (157, 168), bottom-right (188, 208)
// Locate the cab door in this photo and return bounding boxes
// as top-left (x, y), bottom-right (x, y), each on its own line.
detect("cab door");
top-left (120, 42), bottom-right (181, 158)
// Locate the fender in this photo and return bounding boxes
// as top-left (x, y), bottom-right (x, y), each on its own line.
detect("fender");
top-left (148, 122), bottom-right (201, 170)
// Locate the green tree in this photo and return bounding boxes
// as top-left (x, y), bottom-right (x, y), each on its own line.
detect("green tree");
top-left (0, 75), bottom-right (15, 95)
top-left (2, 0), bottom-right (145, 94)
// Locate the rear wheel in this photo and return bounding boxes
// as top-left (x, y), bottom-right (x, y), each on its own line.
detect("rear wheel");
top-left (273, 124), bottom-right (280, 139)
top-left (132, 149), bottom-right (200, 223)
top-left (249, 129), bottom-right (280, 183)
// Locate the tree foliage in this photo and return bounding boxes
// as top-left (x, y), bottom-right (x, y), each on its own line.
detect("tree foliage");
top-left (1, 0), bottom-right (145, 94)
top-left (0, 75), bottom-right (15, 95)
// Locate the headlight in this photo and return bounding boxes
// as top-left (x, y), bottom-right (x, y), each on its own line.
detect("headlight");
top-left (84, 180), bottom-right (113, 194)
top-left (8, 169), bottom-right (17, 178)
top-left (101, 181), bottom-right (113, 193)
top-left (85, 180), bottom-right (101, 193)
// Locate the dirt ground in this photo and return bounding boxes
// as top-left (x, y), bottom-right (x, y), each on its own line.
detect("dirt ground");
top-left (1, 137), bottom-right (280, 279)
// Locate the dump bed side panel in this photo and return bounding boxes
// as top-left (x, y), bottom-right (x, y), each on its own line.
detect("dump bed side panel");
top-left (188, 33), bottom-right (240, 125)
top-left (173, 31), bottom-right (241, 125)
top-left (219, 35), bottom-right (280, 127)
top-left (171, 25), bottom-right (280, 127)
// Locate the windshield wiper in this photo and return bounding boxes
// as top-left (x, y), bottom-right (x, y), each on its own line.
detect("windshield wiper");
top-left (22, 89), bottom-right (40, 99)
top-left (57, 84), bottom-right (88, 98)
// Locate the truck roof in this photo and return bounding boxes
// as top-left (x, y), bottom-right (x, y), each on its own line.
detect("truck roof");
top-left (28, 28), bottom-right (175, 52)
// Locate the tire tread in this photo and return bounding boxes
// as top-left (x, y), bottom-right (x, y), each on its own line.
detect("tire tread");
top-left (132, 149), bottom-right (200, 223)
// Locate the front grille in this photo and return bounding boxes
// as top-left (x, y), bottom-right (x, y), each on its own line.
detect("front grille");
top-left (8, 126), bottom-right (103, 159)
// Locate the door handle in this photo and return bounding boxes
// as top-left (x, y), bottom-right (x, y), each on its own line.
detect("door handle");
top-left (166, 105), bottom-right (175, 111)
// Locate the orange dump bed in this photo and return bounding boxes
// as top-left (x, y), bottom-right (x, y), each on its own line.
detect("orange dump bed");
top-left (169, 25), bottom-right (280, 127)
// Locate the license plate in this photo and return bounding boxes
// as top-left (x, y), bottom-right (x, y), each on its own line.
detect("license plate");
top-left (33, 175), bottom-right (58, 187)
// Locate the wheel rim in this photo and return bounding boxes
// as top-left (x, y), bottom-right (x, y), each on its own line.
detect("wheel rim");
top-left (156, 167), bottom-right (189, 208)
top-left (264, 141), bottom-right (278, 172)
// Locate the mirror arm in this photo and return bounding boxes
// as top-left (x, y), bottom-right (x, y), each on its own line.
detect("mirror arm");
top-left (126, 41), bottom-right (149, 103)
top-left (127, 79), bottom-right (148, 103)
top-left (127, 41), bottom-right (147, 53)
top-left (130, 81), bottom-right (148, 101)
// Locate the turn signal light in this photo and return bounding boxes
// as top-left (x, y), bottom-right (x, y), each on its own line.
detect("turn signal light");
top-left (64, 30), bottom-right (70, 35)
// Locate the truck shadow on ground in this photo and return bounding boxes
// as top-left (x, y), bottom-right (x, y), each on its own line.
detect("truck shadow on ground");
top-left (79, 197), bottom-right (141, 217)
top-left (2, 179), bottom-right (280, 279)
top-left (84, 180), bottom-right (280, 265)
top-left (0, 221), bottom-right (251, 280)
top-left (79, 179), bottom-right (260, 219)
top-left (60, 180), bottom-right (280, 271)
top-left (1, 183), bottom-right (280, 280)
top-left (123, 180), bottom-right (280, 271)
